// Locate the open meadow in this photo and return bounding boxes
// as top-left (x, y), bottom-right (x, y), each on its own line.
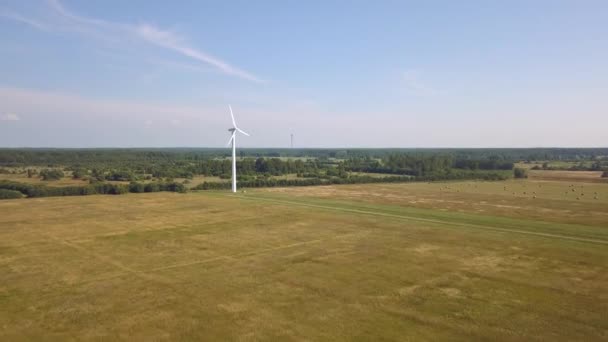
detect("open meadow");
top-left (1, 174), bottom-right (607, 340)
top-left (3, 0), bottom-right (608, 339)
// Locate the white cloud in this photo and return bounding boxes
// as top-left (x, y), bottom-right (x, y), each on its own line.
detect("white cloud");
top-left (47, 0), bottom-right (114, 27)
top-left (136, 24), bottom-right (263, 83)
top-left (1, 0), bottom-right (262, 82)
top-left (0, 113), bottom-right (20, 121)
top-left (49, 0), bottom-right (262, 82)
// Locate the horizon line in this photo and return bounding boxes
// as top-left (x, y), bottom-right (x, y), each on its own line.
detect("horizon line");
top-left (0, 146), bottom-right (606, 150)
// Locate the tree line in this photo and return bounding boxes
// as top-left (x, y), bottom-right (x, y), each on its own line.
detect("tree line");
top-left (1, 148), bottom-right (606, 167)
top-left (342, 155), bottom-right (514, 176)
top-left (0, 180), bottom-right (185, 198)
top-left (194, 169), bottom-right (511, 190)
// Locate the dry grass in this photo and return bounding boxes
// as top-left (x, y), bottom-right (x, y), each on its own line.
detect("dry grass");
top-left (262, 179), bottom-right (608, 227)
top-left (1, 181), bottom-right (607, 340)
top-left (528, 170), bottom-right (607, 182)
top-left (175, 175), bottom-right (223, 188)
top-left (0, 173), bottom-right (89, 187)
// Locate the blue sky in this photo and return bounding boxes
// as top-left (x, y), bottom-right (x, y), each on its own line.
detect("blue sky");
top-left (1, 0), bottom-right (606, 147)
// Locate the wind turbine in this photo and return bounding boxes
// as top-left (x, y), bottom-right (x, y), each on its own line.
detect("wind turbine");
top-left (227, 105), bottom-right (250, 193)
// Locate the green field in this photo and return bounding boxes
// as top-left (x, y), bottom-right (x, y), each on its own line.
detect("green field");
top-left (1, 178), bottom-right (607, 340)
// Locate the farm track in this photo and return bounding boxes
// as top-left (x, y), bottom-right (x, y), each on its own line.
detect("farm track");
top-left (228, 194), bottom-right (608, 245)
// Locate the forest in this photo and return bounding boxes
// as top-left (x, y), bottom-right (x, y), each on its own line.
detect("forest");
top-left (0, 148), bottom-right (606, 199)
top-left (1, 147), bottom-right (607, 167)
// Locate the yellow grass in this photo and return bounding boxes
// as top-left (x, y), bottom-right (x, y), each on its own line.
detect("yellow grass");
top-left (528, 170), bottom-right (607, 182)
top-left (0, 173), bottom-right (89, 187)
top-left (1, 180), bottom-right (607, 340)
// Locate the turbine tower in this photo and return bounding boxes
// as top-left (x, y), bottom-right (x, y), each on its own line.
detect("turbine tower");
top-left (227, 105), bottom-right (250, 193)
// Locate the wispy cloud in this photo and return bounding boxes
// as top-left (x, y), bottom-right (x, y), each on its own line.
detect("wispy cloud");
top-left (0, 11), bottom-right (48, 30)
top-left (1, 0), bottom-right (262, 82)
top-left (149, 58), bottom-right (215, 74)
top-left (0, 113), bottom-right (20, 121)
top-left (136, 24), bottom-right (263, 83)
top-left (402, 69), bottom-right (435, 96)
top-left (47, 0), bottom-right (115, 27)
top-left (0, 86), bottom-right (216, 122)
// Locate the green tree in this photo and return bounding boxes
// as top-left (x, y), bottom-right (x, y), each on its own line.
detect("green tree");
top-left (40, 169), bottom-right (64, 181)
top-left (72, 168), bottom-right (87, 179)
top-left (513, 168), bottom-right (528, 179)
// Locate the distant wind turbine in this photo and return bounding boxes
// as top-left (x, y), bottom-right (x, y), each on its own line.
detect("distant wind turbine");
top-left (227, 105), bottom-right (250, 193)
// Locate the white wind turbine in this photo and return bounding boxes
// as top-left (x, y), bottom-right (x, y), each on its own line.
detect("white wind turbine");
top-left (227, 105), bottom-right (250, 193)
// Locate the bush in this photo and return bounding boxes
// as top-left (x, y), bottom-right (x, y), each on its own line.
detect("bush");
top-left (602, 171), bottom-right (608, 178)
top-left (109, 185), bottom-right (129, 195)
top-left (71, 168), bottom-right (87, 179)
top-left (144, 183), bottom-right (160, 193)
top-left (40, 169), bottom-right (64, 181)
top-left (0, 189), bottom-right (23, 199)
top-left (513, 168), bottom-right (528, 179)
top-left (129, 182), bottom-right (145, 193)
top-left (107, 170), bottom-right (136, 181)
top-left (160, 182), bottom-right (187, 193)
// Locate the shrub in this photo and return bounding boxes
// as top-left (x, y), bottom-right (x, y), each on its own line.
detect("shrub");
top-left (129, 182), bottom-right (145, 193)
top-left (40, 169), bottom-right (64, 181)
top-left (602, 171), bottom-right (608, 178)
top-left (107, 170), bottom-right (136, 181)
top-left (144, 183), bottom-right (160, 193)
top-left (109, 185), bottom-right (129, 195)
top-left (71, 168), bottom-right (88, 179)
top-left (160, 182), bottom-right (187, 193)
top-left (513, 168), bottom-right (528, 179)
top-left (0, 189), bottom-right (23, 199)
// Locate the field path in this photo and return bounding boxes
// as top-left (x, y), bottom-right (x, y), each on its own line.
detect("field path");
top-left (228, 194), bottom-right (608, 245)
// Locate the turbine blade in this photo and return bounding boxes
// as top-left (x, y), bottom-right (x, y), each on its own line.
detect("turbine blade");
top-left (236, 127), bottom-right (250, 136)
top-left (228, 105), bottom-right (237, 127)
top-left (226, 132), bottom-right (235, 147)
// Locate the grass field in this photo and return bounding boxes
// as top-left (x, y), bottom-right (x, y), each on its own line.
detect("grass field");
top-left (0, 172), bottom-right (90, 187)
top-left (1, 178), bottom-right (607, 340)
top-left (528, 170), bottom-right (607, 183)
